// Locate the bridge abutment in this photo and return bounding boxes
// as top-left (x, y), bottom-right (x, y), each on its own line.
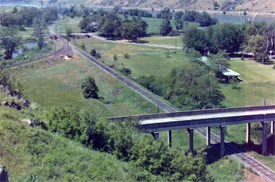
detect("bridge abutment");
top-left (167, 130), bottom-right (172, 147)
top-left (246, 123), bottom-right (251, 144)
top-left (220, 126), bottom-right (225, 157)
top-left (207, 127), bottom-right (211, 146)
top-left (262, 122), bottom-right (268, 155)
top-left (187, 128), bottom-right (194, 155)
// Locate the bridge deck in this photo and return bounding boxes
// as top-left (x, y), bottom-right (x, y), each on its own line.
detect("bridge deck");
top-left (142, 108), bottom-right (275, 125)
top-left (110, 105), bottom-right (275, 132)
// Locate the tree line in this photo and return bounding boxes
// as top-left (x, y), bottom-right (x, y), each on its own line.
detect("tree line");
top-left (184, 21), bottom-right (275, 64)
top-left (79, 11), bottom-right (148, 41)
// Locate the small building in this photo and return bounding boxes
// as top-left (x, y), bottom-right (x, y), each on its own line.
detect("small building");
top-left (201, 56), bottom-right (241, 83)
top-left (222, 68), bottom-right (241, 83)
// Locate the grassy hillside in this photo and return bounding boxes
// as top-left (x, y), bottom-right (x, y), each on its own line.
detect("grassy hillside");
top-left (0, 107), bottom-right (162, 181)
top-left (11, 55), bottom-right (158, 117)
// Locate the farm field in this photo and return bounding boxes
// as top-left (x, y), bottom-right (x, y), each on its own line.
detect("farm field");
top-left (12, 55), bottom-right (158, 117)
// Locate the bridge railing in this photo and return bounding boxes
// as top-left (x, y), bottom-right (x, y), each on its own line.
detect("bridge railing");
top-left (109, 105), bottom-right (275, 122)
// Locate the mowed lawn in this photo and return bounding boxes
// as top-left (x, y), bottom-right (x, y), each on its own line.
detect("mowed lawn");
top-left (222, 59), bottom-right (275, 107)
top-left (76, 38), bottom-right (189, 78)
top-left (140, 35), bottom-right (183, 48)
top-left (12, 55), bottom-right (158, 117)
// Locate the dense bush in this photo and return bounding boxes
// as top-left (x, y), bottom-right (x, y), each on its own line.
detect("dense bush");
top-left (136, 64), bottom-right (224, 110)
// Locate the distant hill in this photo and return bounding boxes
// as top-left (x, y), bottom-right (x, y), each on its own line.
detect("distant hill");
top-left (2, 0), bottom-right (275, 13)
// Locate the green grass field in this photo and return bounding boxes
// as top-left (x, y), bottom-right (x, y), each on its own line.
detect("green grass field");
top-left (76, 38), bottom-right (188, 79)
top-left (140, 35), bottom-right (183, 48)
top-left (12, 55), bottom-right (158, 117)
top-left (141, 17), bottom-right (177, 35)
top-left (222, 59), bottom-right (275, 107)
top-left (57, 16), bottom-right (82, 34)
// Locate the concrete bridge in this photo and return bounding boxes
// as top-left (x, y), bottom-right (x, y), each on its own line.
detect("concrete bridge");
top-left (110, 105), bottom-right (275, 157)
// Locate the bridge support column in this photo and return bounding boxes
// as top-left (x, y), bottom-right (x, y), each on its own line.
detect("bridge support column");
top-left (151, 132), bottom-right (159, 140)
top-left (167, 130), bottom-right (172, 147)
top-left (246, 123), bottom-right (251, 144)
top-left (220, 126), bottom-right (225, 157)
top-left (271, 121), bottom-right (274, 135)
top-left (262, 122), bottom-right (268, 155)
top-left (206, 127), bottom-right (211, 146)
top-left (187, 128), bottom-right (194, 155)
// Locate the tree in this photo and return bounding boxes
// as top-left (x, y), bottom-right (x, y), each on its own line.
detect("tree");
top-left (37, 36), bottom-right (45, 50)
top-left (0, 26), bottom-right (21, 59)
top-left (66, 27), bottom-right (73, 38)
top-left (90, 49), bottom-right (97, 57)
top-left (246, 35), bottom-right (269, 64)
top-left (113, 54), bottom-right (118, 61)
top-left (81, 76), bottom-right (99, 99)
top-left (160, 19), bottom-right (172, 36)
top-left (33, 17), bottom-right (46, 38)
top-left (121, 17), bottom-right (147, 41)
top-left (121, 67), bottom-right (131, 76)
top-left (212, 23), bottom-right (244, 54)
top-left (208, 51), bottom-right (230, 76)
top-left (166, 64), bottom-right (224, 109)
top-left (184, 25), bottom-right (208, 54)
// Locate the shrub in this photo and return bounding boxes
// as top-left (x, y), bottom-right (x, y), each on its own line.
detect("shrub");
top-left (81, 76), bottom-right (99, 99)
top-left (121, 67), bottom-right (131, 76)
top-left (124, 53), bottom-right (130, 59)
top-left (90, 49), bottom-right (96, 57)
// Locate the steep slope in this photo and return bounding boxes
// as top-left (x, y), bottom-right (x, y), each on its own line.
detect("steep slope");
top-left (0, 107), bottom-right (160, 181)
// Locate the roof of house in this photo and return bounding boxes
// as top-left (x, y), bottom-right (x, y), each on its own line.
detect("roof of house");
top-left (201, 56), bottom-right (240, 77)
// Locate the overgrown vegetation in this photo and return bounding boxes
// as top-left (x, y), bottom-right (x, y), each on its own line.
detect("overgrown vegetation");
top-left (36, 105), bottom-right (213, 181)
top-left (136, 63), bottom-right (224, 110)
top-left (0, 7), bottom-right (58, 61)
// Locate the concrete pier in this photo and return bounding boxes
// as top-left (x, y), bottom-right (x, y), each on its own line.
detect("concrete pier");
top-left (271, 121), bottom-right (274, 134)
top-left (188, 128), bottom-right (194, 155)
top-left (207, 127), bottom-right (211, 146)
top-left (168, 130), bottom-right (172, 147)
top-left (220, 126), bottom-right (225, 157)
top-left (262, 122), bottom-right (268, 155)
top-left (151, 132), bottom-right (159, 140)
top-left (246, 123), bottom-right (251, 144)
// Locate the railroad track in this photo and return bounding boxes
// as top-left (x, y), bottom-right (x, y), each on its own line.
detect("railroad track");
top-left (5, 41), bottom-right (67, 70)
top-left (55, 30), bottom-right (275, 181)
